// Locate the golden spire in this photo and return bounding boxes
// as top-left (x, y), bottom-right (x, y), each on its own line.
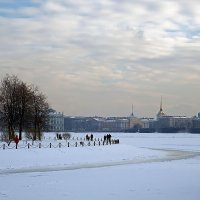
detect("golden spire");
top-left (130, 104), bottom-right (134, 117)
top-left (157, 96), bottom-right (165, 118)
top-left (160, 96), bottom-right (163, 112)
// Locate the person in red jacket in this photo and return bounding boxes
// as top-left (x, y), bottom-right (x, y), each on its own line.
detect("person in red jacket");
top-left (14, 135), bottom-right (19, 149)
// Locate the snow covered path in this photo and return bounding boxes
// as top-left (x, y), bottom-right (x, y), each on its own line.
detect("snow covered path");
top-left (1, 148), bottom-right (200, 175)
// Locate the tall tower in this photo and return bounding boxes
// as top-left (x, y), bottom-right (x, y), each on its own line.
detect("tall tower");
top-left (157, 96), bottom-right (165, 118)
top-left (130, 104), bottom-right (134, 117)
top-left (160, 96), bottom-right (163, 112)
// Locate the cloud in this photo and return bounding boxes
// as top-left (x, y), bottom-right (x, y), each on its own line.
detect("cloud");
top-left (0, 0), bottom-right (200, 117)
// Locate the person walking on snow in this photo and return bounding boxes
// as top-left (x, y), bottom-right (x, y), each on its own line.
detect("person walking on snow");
top-left (91, 134), bottom-right (93, 141)
top-left (14, 135), bottom-right (19, 149)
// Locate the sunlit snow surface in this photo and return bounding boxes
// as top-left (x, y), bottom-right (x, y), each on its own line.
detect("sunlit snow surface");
top-left (0, 132), bottom-right (200, 200)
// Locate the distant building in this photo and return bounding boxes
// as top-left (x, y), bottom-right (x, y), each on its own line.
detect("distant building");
top-left (190, 114), bottom-right (200, 133)
top-left (155, 98), bottom-right (193, 132)
top-left (101, 117), bottom-right (129, 132)
top-left (64, 116), bottom-right (101, 132)
top-left (156, 115), bottom-right (192, 132)
top-left (116, 118), bottom-right (129, 131)
top-left (125, 106), bottom-right (143, 132)
top-left (64, 116), bottom-right (129, 132)
top-left (129, 116), bottom-right (142, 130)
top-left (47, 101), bottom-right (200, 133)
top-left (48, 109), bottom-right (64, 132)
top-left (192, 116), bottom-right (200, 128)
top-left (141, 118), bottom-right (155, 128)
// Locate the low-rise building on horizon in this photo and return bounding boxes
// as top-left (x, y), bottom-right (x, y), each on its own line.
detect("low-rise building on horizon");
top-left (47, 108), bottom-right (64, 132)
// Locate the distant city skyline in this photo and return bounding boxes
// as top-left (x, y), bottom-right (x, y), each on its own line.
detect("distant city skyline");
top-left (1, 0), bottom-right (200, 117)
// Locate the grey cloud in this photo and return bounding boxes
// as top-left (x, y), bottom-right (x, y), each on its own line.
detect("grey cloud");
top-left (1, 0), bottom-right (200, 117)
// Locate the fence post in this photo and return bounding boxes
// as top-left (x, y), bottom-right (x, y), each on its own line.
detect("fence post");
top-left (68, 142), bottom-right (70, 147)
top-left (75, 142), bottom-right (77, 147)
top-left (28, 143), bottom-right (30, 149)
top-left (103, 141), bottom-right (104, 145)
top-left (99, 141), bottom-right (100, 146)
top-left (94, 141), bottom-right (95, 146)
top-left (39, 143), bottom-right (41, 148)
top-left (3, 144), bottom-right (5, 150)
top-left (50, 143), bottom-right (52, 148)
top-left (59, 143), bottom-right (61, 148)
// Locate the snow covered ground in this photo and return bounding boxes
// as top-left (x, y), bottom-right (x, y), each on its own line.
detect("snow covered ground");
top-left (0, 132), bottom-right (200, 200)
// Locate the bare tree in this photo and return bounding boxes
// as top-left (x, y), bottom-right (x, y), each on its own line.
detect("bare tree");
top-left (0, 75), bottom-right (19, 140)
top-left (31, 87), bottom-right (49, 140)
top-left (0, 74), bottom-right (49, 141)
top-left (15, 82), bottom-right (33, 140)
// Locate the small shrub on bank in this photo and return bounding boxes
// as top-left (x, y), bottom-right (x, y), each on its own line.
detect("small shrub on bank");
top-left (0, 132), bottom-right (10, 144)
top-left (62, 132), bottom-right (71, 140)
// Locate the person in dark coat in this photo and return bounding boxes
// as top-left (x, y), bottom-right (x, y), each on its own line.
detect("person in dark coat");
top-left (107, 134), bottom-right (112, 144)
top-left (90, 134), bottom-right (93, 141)
top-left (106, 134), bottom-right (109, 144)
top-left (103, 135), bottom-right (107, 143)
top-left (86, 134), bottom-right (89, 141)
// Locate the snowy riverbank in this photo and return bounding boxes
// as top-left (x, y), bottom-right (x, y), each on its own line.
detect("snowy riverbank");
top-left (0, 132), bottom-right (200, 200)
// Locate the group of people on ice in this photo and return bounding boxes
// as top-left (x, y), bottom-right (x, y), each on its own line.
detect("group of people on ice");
top-left (85, 133), bottom-right (118, 145)
top-left (103, 134), bottom-right (112, 144)
top-left (85, 134), bottom-right (94, 141)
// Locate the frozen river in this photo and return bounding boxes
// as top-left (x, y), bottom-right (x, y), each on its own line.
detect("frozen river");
top-left (0, 132), bottom-right (200, 200)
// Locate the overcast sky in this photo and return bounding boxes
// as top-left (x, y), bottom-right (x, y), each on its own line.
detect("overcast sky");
top-left (0, 0), bottom-right (200, 117)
